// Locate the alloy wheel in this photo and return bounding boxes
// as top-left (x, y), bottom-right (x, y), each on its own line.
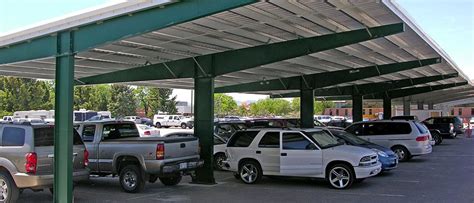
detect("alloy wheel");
top-left (0, 178), bottom-right (7, 201)
top-left (240, 164), bottom-right (258, 183)
top-left (329, 167), bottom-right (351, 189)
top-left (215, 154), bottom-right (226, 170)
top-left (394, 149), bottom-right (406, 160)
top-left (123, 171), bottom-right (137, 189)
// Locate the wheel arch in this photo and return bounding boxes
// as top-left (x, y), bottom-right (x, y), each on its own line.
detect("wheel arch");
top-left (325, 160), bottom-right (354, 179)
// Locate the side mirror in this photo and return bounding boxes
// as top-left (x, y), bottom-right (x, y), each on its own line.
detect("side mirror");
top-left (308, 143), bottom-right (318, 150)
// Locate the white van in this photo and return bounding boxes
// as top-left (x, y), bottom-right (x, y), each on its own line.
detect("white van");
top-left (153, 115), bottom-right (184, 128)
top-left (345, 120), bottom-right (432, 161)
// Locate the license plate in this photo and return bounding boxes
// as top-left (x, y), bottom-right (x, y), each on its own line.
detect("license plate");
top-left (179, 163), bottom-right (187, 169)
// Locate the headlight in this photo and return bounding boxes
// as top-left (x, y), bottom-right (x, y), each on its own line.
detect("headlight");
top-left (360, 156), bottom-right (371, 162)
top-left (372, 149), bottom-right (388, 157)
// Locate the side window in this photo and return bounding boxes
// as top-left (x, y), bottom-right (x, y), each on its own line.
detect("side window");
top-left (346, 124), bottom-right (363, 135)
top-left (227, 131), bottom-right (259, 147)
top-left (217, 124), bottom-right (234, 136)
top-left (424, 118), bottom-right (434, 125)
top-left (282, 133), bottom-right (312, 150)
top-left (82, 125), bottom-right (96, 142)
top-left (214, 136), bottom-right (225, 145)
top-left (364, 123), bottom-right (383, 136)
top-left (169, 116), bottom-right (173, 120)
top-left (102, 124), bottom-right (139, 140)
top-left (2, 127), bottom-right (25, 146)
top-left (258, 132), bottom-right (280, 148)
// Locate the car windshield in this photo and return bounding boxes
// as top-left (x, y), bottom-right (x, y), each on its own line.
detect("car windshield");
top-left (303, 130), bottom-right (342, 149)
top-left (331, 130), bottom-right (369, 145)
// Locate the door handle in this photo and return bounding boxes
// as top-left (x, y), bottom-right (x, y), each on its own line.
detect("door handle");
top-left (180, 143), bottom-right (186, 148)
top-left (256, 151), bottom-right (261, 154)
top-left (281, 153), bottom-right (287, 156)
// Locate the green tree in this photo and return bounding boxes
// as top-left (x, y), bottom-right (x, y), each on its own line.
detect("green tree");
top-left (314, 100), bottom-right (335, 114)
top-left (108, 85), bottom-right (137, 117)
top-left (214, 93), bottom-right (237, 116)
top-left (146, 88), bottom-right (177, 117)
top-left (249, 98), bottom-right (291, 116)
top-left (74, 86), bottom-right (94, 110)
top-left (134, 86), bottom-right (150, 116)
top-left (90, 85), bottom-right (111, 111)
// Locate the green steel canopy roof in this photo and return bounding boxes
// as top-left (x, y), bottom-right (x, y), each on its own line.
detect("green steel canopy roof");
top-left (0, 0), bottom-right (471, 104)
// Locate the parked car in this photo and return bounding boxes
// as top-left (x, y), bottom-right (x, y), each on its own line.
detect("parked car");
top-left (180, 117), bottom-right (194, 129)
top-left (224, 128), bottom-right (381, 189)
top-left (345, 120), bottom-right (432, 161)
top-left (0, 123), bottom-right (89, 202)
top-left (124, 116), bottom-right (141, 124)
top-left (314, 115), bottom-right (332, 124)
top-left (136, 124), bottom-right (160, 137)
top-left (76, 120), bottom-right (203, 193)
top-left (328, 128), bottom-right (398, 171)
top-left (139, 117), bottom-right (154, 126)
top-left (153, 115), bottom-right (184, 128)
top-left (422, 116), bottom-right (463, 138)
top-left (392, 116), bottom-right (440, 145)
top-left (164, 132), bottom-right (228, 170)
top-left (326, 119), bottom-right (352, 128)
top-left (86, 114), bottom-right (111, 121)
top-left (245, 118), bottom-right (326, 129)
top-left (214, 121), bottom-right (248, 140)
top-left (1, 116), bottom-right (13, 123)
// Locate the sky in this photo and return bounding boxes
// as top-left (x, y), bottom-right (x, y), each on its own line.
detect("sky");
top-left (0, 0), bottom-right (472, 104)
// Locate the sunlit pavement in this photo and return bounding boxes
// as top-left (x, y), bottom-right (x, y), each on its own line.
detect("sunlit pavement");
top-left (19, 135), bottom-right (474, 203)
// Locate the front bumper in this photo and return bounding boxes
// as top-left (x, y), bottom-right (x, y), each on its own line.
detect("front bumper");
top-left (161, 159), bottom-right (204, 174)
top-left (13, 169), bottom-right (89, 189)
top-left (354, 162), bottom-right (382, 179)
top-left (380, 156), bottom-right (398, 171)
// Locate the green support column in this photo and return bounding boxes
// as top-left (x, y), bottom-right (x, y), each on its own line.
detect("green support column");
top-left (352, 95), bottom-right (363, 122)
top-left (300, 89), bottom-right (315, 128)
top-left (383, 96), bottom-right (392, 120)
top-left (193, 76), bottom-right (216, 184)
top-left (54, 31), bottom-right (75, 203)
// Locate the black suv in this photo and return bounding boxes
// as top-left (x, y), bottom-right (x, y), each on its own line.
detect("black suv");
top-left (422, 116), bottom-right (464, 138)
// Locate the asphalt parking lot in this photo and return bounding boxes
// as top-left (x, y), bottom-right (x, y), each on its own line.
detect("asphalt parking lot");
top-left (19, 135), bottom-right (474, 203)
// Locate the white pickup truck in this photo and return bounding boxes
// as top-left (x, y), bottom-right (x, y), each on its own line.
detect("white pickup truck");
top-left (224, 128), bottom-right (381, 189)
top-left (153, 115), bottom-right (192, 129)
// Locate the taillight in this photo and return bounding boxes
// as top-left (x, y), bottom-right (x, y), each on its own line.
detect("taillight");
top-left (25, 152), bottom-right (37, 174)
top-left (156, 144), bottom-right (165, 160)
top-left (144, 131), bottom-right (151, 136)
top-left (84, 149), bottom-right (89, 167)
top-left (416, 135), bottom-right (429, 142)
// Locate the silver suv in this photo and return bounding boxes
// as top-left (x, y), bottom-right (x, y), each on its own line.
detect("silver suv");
top-left (0, 123), bottom-right (89, 202)
top-left (345, 120), bottom-right (432, 161)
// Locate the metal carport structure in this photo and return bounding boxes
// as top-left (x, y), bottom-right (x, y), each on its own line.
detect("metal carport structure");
top-left (0, 0), bottom-right (471, 202)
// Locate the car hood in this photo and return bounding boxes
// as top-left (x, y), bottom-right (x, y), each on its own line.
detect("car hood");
top-left (327, 145), bottom-right (376, 157)
top-left (358, 143), bottom-right (395, 156)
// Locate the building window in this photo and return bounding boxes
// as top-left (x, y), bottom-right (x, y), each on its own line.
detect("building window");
top-left (369, 109), bottom-right (373, 115)
top-left (336, 109), bottom-right (339, 116)
top-left (329, 110), bottom-right (333, 116)
top-left (459, 108), bottom-right (462, 116)
top-left (345, 109), bottom-right (348, 116)
top-left (471, 108), bottom-right (474, 116)
top-left (362, 109), bottom-right (366, 115)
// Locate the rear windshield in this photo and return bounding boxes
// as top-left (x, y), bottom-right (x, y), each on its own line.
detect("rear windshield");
top-left (433, 117), bottom-right (457, 124)
top-left (227, 131), bottom-right (259, 147)
top-left (414, 122), bottom-right (429, 134)
top-left (34, 127), bottom-right (84, 147)
top-left (102, 123), bottom-right (139, 140)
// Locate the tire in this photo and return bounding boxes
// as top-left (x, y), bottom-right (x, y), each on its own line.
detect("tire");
top-left (391, 146), bottom-right (411, 162)
top-left (238, 160), bottom-right (262, 184)
top-left (233, 173), bottom-right (240, 180)
top-left (181, 123), bottom-right (187, 129)
top-left (119, 165), bottom-right (145, 193)
top-left (0, 170), bottom-right (19, 203)
top-left (159, 175), bottom-right (182, 186)
top-left (155, 122), bottom-right (162, 128)
top-left (432, 132), bottom-right (443, 145)
top-left (326, 163), bottom-right (355, 189)
top-left (214, 153), bottom-right (227, 171)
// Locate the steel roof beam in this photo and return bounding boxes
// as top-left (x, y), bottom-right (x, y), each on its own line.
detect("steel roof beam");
top-left (271, 73), bottom-right (457, 98)
top-left (0, 0), bottom-right (257, 65)
top-left (76, 23), bottom-right (404, 85)
top-left (364, 82), bottom-right (469, 99)
top-left (216, 57), bottom-right (440, 93)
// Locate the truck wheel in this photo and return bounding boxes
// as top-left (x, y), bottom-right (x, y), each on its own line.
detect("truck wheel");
top-left (432, 132), bottom-right (443, 145)
top-left (0, 170), bottom-right (19, 203)
top-left (159, 175), bottom-right (182, 186)
top-left (214, 153), bottom-right (227, 170)
top-left (119, 165), bottom-right (145, 193)
top-left (326, 163), bottom-right (354, 189)
top-left (239, 160), bottom-right (262, 184)
top-left (391, 146), bottom-right (411, 162)
top-left (181, 123), bottom-right (187, 129)
top-left (155, 122), bottom-right (162, 128)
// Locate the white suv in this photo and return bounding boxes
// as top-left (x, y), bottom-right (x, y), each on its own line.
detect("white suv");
top-left (224, 129), bottom-right (381, 189)
top-left (345, 120), bottom-right (432, 161)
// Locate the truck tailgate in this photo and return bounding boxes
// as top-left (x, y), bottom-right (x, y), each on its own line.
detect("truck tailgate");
top-left (163, 138), bottom-right (200, 160)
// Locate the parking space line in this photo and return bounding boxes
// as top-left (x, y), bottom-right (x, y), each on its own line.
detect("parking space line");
top-left (390, 180), bottom-right (420, 183)
top-left (330, 192), bottom-right (406, 198)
